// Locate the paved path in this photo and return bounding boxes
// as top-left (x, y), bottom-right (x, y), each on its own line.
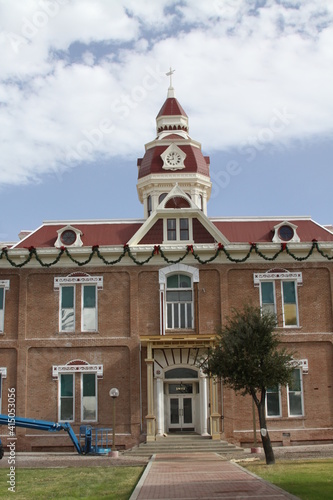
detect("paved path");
top-left (130, 452), bottom-right (299, 500)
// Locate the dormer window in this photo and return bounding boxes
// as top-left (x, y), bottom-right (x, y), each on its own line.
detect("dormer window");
top-left (278, 225), bottom-right (294, 241)
top-left (165, 218), bottom-right (192, 242)
top-left (61, 230), bottom-right (76, 246)
top-left (272, 221), bottom-right (300, 243)
top-left (55, 225), bottom-right (83, 248)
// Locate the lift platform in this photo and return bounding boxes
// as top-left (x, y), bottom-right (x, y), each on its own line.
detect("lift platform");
top-left (0, 414), bottom-right (112, 458)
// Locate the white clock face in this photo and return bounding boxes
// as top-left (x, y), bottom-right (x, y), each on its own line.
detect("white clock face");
top-left (166, 152), bottom-right (182, 166)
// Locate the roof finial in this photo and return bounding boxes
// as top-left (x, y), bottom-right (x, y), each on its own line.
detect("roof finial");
top-left (166, 67), bottom-right (175, 97)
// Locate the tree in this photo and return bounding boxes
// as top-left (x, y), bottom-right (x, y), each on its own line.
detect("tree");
top-left (202, 304), bottom-right (294, 465)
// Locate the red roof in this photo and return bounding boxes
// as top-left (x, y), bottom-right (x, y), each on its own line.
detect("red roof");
top-left (157, 97), bottom-right (188, 118)
top-left (212, 219), bottom-right (333, 243)
top-left (14, 222), bottom-right (143, 249)
top-left (12, 217), bottom-right (333, 250)
top-left (138, 145), bottom-right (210, 179)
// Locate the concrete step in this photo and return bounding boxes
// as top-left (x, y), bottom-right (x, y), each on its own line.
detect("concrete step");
top-left (124, 436), bottom-right (244, 456)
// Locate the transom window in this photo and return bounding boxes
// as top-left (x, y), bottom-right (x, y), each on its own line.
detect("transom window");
top-left (166, 274), bottom-right (193, 329)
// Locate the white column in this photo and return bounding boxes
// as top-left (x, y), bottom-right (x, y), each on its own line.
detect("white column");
top-left (199, 373), bottom-right (209, 436)
top-left (155, 376), bottom-right (164, 435)
top-left (159, 284), bottom-right (165, 335)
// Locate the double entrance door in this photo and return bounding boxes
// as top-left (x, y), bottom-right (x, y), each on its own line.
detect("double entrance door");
top-left (168, 383), bottom-right (195, 431)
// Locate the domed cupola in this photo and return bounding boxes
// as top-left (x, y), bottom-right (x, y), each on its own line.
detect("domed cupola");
top-left (137, 74), bottom-right (212, 219)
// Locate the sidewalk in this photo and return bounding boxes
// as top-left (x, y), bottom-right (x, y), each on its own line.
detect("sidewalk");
top-left (130, 452), bottom-right (299, 500)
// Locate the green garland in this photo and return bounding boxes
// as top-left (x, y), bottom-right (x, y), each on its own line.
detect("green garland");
top-left (0, 241), bottom-right (332, 268)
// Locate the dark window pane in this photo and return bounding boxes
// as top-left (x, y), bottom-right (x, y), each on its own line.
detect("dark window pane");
top-left (180, 303), bottom-right (185, 328)
top-left (283, 281), bottom-right (296, 304)
top-left (180, 218), bottom-right (189, 240)
top-left (61, 374), bottom-right (73, 397)
top-left (165, 368), bottom-right (198, 379)
top-left (261, 282), bottom-right (274, 304)
top-left (62, 287), bottom-right (74, 308)
top-left (179, 275), bottom-right (191, 288)
top-left (83, 374), bottom-right (96, 397)
top-left (174, 303), bottom-right (179, 328)
top-left (167, 303), bottom-right (172, 328)
top-left (60, 399), bottom-right (73, 421)
top-left (187, 303), bottom-right (192, 327)
top-left (167, 275), bottom-right (179, 288)
top-left (0, 288), bottom-right (3, 310)
top-left (83, 286), bottom-right (96, 308)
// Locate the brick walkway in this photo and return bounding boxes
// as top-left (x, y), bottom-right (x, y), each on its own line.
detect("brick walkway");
top-left (130, 452), bottom-right (299, 500)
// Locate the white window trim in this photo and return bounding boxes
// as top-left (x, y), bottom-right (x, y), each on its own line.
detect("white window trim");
top-left (287, 368), bottom-right (304, 417)
top-left (0, 281), bottom-right (10, 334)
top-left (81, 373), bottom-right (98, 422)
top-left (59, 373), bottom-right (75, 422)
top-left (265, 385), bottom-right (282, 418)
top-left (159, 264), bottom-right (199, 335)
top-left (254, 271), bottom-right (302, 328)
top-left (55, 275), bottom-right (103, 333)
top-left (0, 368), bottom-right (6, 413)
top-left (281, 280), bottom-right (299, 328)
top-left (163, 217), bottom-right (193, 244)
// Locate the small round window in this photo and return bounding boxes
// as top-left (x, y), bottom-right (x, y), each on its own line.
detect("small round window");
top-left (60, 229), bottom-right (76, 246)
top-left (278, 225), bottom-right (294, 241)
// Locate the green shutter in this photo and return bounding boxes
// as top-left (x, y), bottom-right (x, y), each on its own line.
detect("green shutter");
top-left (0, 288), bottom-right (3, 310)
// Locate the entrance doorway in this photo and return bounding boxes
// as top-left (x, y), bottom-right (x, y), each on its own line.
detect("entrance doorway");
top-left (167, 381), bottom-right (196, 432)
top-left (169, 395), bottom-right (193, 431)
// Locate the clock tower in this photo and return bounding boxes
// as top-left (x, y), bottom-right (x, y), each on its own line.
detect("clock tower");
top-left (137, 79), bottom-right (212, 218)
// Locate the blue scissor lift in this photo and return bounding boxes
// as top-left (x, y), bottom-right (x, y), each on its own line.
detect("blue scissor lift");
top-left (0, 414), bottom-right (112, 458)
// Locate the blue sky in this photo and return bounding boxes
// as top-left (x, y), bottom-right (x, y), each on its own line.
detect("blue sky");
top-left (0, 0), bottom-right (332, 243)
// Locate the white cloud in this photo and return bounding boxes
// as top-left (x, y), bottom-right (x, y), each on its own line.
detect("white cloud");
top-left (0, 0), bottom-right (332, 185)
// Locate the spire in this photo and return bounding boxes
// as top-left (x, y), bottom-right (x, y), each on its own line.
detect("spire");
top-left (166, 67), bottom-right (175, 98)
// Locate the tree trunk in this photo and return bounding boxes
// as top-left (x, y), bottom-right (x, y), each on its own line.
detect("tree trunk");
top-left (257, 400), bottom-right (275, 465)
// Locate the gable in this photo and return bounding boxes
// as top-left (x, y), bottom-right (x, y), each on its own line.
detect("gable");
top-left (193, 218), bottom-right (216, 243)
top-left (138, 219), bottom-right (163, 245)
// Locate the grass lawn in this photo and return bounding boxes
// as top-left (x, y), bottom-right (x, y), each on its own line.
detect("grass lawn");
top-left (0, 466), bottom-right (144, 500)
top-left (243, 459), bottom-right (333, 500)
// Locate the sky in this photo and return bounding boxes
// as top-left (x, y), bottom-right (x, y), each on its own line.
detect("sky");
top-left (0, 0), bottom-right (332, 243)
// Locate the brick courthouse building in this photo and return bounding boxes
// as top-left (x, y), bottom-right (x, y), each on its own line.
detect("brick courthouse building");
top-left (1, 83), bottom-right (333, 452)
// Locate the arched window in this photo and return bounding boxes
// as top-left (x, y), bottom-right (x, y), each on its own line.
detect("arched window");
top-left (159, 193), bottom-right (167, 204)
top-left (166, 274), bottom-right (193, 329)
top-left (159, 264), bottom-right (199, 335)
top-left (147, 195), bottom-right (152, 217)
